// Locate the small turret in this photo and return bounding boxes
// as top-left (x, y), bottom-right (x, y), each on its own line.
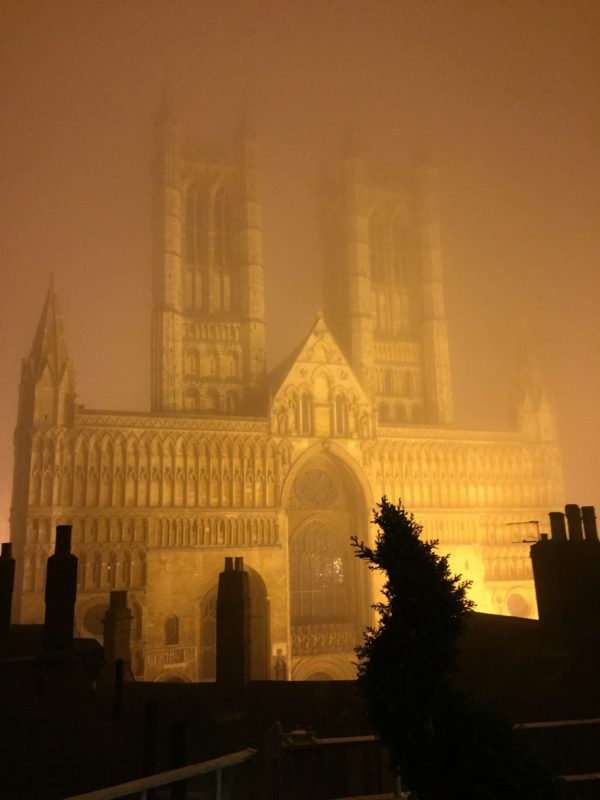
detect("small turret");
top-left (341, 144), bottom-right (375, 393)
top-left (415, 156), bottom-right (454, 425)
top-left (235, 112), bottom-right (267, 410)
top-left (18, 276), bottom-right (76, 428)
top-left (151, 91), bottom-right (184, 412)
top-left (512, 333), bottom-right (557, 441)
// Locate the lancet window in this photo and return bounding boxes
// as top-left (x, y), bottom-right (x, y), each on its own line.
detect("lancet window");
top-left (164, 614), bottom-right (179, 646)
top-left (369, 213), bottom-right (385, 284)
top-left (299, 392), bottom-right (313, 435)
top-left (333, 394), bottom-right (348, 436)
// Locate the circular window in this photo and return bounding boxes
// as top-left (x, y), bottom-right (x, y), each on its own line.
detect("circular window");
top-left (295, 468), bottom-right (337, 507)
top-left (506, 592), bottom-right (531, 618)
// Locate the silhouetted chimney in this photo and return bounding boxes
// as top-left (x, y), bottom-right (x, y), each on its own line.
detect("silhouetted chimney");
top-left (565, 504), bottom-right (583, 541)
top-left (582, 506), bottom-right (598, 542)
top-left (0, 543), bottom-right (16, 638)
top-left (549, 512), bottom-right (567, 541)
top-left (216, 555), bottom-right (250, 696)
top-left (44, 525), bottom-right (78, 652)
top-left (103, 590), bottom-right (133, 680)
top-left (531, 507), bottom-right (600, 652)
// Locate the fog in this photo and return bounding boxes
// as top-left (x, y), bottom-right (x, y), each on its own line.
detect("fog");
top-left (1, 1), bottom-right (598, 534)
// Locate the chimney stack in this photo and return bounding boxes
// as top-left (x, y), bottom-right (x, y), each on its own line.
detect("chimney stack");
top-left (531, 505), bottom-right (600, 652)
top-left (103, 590), bottom-right (133, 680)
top-left (216, 555), bottom-right (250, 698)
top-left (0, 542), bottom-right (16, 638)
top-left (44, 525), bottom-right (78, 652)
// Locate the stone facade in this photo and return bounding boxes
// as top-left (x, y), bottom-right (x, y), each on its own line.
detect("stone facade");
top-left (9, 113), bottom-right (564, 682)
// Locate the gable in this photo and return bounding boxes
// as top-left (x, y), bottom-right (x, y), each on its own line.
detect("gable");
top-left (269, 316), bottom-right (374, 438)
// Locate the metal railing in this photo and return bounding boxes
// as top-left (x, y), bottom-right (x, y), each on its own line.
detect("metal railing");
top-left (63, 747), bottom-right (257, 800)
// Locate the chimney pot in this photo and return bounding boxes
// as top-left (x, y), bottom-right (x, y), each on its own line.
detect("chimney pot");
top-left (549, 512), bottom-right (567, 542)
top-left (234, 556), bottom-right (244, 572)
top-left (55, 525), bottom-right (72, 555)
top-left (582, 506), bottom-right (598, 541)
top-left (565, 504), bottom-right (583, 541)
top-left (224, 557), bottom-right (234, 572)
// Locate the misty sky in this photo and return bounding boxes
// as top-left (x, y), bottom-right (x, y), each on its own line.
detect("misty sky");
top-left (1, 1), bottom-right (599, 536)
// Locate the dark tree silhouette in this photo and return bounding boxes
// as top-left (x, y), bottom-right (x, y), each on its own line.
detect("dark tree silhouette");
top-left (352, 498), bottom-right (566, 799)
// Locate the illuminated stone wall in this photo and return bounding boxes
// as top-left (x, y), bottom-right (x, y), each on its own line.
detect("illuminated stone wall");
top-left (9, 119), bottom-right (564, 681)
top-left (12, 364), bottom-right (563, 681)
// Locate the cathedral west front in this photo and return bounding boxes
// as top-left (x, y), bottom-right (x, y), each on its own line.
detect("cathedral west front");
top-left (9, 105), bottom-right (564, 682)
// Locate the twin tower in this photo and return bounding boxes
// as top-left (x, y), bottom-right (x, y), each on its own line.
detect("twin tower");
top-left (152, 105), bottom-right (453, 425)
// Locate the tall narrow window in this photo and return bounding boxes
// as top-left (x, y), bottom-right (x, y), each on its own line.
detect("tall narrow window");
top-left (334, 395), bottom-right (348, 436)
top-left (392, 215), bottom-right (405, 283)
top-left (214, 189), bottom-right (232, 270)
top-left (205, 389), bottom-right (219, 414)
top-left (384, 369), bottom-right (394, 395)
top-left (185, 187), bottom-right (200, 269)
top-left (369, 213), bottom-right (385, 283)
top-left (164, 614), bottom-right (179, 646)
top-left (379, 402), bottom-right (390, 423)
top-left (184, 184), bottom-right (204, 310)
top-left (299, 392), bottom-right (313, 435)
top-left (107, 551), bottom-right (117, 588)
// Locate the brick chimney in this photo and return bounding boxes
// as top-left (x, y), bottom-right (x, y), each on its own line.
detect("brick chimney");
top-left (103, 590), bottom-right (133, 680)
top-left (44, 525), bottom-right (78, 652)
top-left (216, 556), bottom-right (250, 696)
top-left (530, 505), bottom-right (600, 652)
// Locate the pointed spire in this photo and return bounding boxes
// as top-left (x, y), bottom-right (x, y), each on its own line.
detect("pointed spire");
top-left (514, 323), bottom-right (546, 410)
top-left (29, 275), bottom-right (70, 381)
top-left (512, 325), bottom-right (556, 440)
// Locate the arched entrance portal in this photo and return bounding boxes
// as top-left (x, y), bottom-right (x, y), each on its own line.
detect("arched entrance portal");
top-left (286, 451), bottom-right (370, 679)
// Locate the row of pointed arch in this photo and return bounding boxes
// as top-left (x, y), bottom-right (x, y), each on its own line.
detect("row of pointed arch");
top-left (28, 430), bottom-right (286, 510)
top-left (370, 441), bottom-right (563, 510)
top-left (22, 545), bottom-right (147, 594)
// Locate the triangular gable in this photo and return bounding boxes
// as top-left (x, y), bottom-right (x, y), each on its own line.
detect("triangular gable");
top-left (270, 314), bottom-right (369, 403)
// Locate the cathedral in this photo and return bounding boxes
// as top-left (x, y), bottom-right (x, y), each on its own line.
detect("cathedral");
top-left (9, 106), bottom-right (564, 682)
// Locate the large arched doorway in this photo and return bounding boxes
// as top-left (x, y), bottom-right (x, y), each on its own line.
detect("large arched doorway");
top-left (286, 451), bottom-right (370, 678)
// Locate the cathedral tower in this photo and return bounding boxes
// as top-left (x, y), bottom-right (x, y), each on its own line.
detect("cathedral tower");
top-left (151, 102), bottom-right (267, 415)
top-left (321, 149), bottom-right (453, 425)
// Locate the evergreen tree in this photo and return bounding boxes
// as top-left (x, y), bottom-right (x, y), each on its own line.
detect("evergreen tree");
top-left (352, 498), bottom-right (566, 799)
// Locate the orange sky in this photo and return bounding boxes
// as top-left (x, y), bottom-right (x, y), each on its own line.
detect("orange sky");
top-left (1, 0), bottom-right (598, 535)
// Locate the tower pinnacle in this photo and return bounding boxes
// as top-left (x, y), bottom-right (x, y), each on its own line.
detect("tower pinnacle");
top-left (29, 275), bottom-right (71, 382)
top-left (19, 276), bottom-right (75, 427)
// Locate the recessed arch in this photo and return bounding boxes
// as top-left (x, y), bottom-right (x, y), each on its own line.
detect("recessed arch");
top-left (283, 445), bottom-right (372, 676)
